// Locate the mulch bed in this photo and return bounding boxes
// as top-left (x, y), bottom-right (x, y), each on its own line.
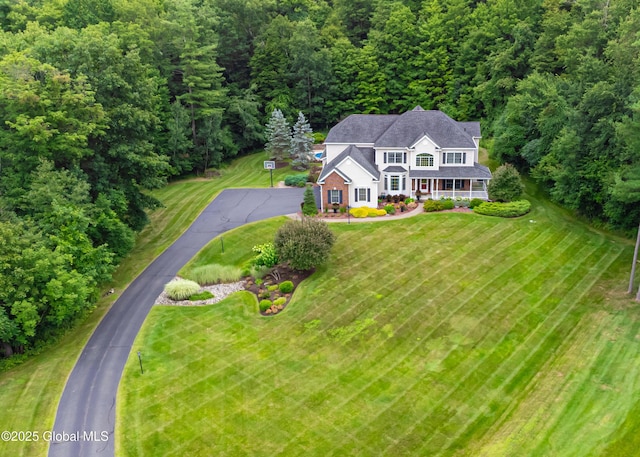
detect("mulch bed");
top-left (320, 202), bottom-right (419, 219)
top-left (244, 264), bottom-right (314, 316)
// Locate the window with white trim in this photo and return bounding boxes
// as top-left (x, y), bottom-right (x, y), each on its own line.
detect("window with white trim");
top-left (385, 152), bottom-right (405, 164)
top-left (416, 153), bottom-right (434, 167)
top-left (355, 187), bottom-right (371, 202)
top-left (329, 190), bottom-right (341, 204)
top-left (442, 152), bottom-right (467, 164)
top-left (390, 175), bottom-right (400, 191)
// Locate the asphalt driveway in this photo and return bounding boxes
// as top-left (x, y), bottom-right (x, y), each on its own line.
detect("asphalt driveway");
top-left (48, 188), bottom-right (305, 457)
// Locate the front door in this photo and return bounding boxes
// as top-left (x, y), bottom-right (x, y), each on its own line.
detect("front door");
top-left (420, 179), bottom-right (430, 193)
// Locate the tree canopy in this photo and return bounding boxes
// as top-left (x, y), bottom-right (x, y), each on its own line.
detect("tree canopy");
top-left (2, 0), bottom-right (640, 354)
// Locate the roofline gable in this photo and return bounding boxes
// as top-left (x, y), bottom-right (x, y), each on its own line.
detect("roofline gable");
top-left (334, 155), bottom-right (380, 181)
top-left (409, 134), bottom-right (440, 149)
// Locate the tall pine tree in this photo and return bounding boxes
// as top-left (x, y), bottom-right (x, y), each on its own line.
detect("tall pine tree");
top-left (290, 111), bottom-right (313, 169)
top-left (265, 109), bottom-right (291, 162)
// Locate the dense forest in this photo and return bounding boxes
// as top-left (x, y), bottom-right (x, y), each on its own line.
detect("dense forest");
top-left (1, 0), bottom-right (639, 354)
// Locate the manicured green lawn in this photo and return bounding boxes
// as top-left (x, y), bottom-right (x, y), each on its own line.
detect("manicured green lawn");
top-left (0, 152), bottom-right (296, 457)
top-left (117, 192), bottom-right (640, 456)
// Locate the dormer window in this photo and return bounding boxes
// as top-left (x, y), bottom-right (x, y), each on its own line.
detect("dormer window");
top-left (416, 153), bottom-right (434, 167)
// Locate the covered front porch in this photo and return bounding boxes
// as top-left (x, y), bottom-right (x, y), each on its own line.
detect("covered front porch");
top-left (409, 163), bottom-right (492, 201)
top-left (411, 178), bottom-right (488, 200)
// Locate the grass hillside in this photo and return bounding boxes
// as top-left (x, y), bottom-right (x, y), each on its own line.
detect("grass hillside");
top-left (0, 152), bottom-right (294, 457)
top-left (117, 191), bottom-right (640, 456)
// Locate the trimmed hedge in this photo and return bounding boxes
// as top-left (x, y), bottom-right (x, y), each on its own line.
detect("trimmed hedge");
top-left (259, 299), bottom-right (273, 312)
top-left (474, 200), bottom-right (531, 217)
top-left (284, 174), bottom-right (308, 187)
top-left (349, 207), bottom-right (369, 218)
top-left (469, 198), bottom-right (485, 209)
top-left (165, 279), bottom-right (201, 301)
top-left (423, 199), bottom-right (444, 212)
top-left (279, 280), bottom-right (294, 293)
top-left (441, 199), bottom-right (455, 210)
top-left (350, 206), bottom-right (389, 218)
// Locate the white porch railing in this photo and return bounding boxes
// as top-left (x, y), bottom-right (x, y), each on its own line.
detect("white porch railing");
top-left (431, 190), bottom-right (488, 200)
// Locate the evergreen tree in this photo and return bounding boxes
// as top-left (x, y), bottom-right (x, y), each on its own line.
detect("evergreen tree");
top-left (290, 111), bottom-right (313, 169)
top-left (302, 185), bottom-right (317, 216)
top-left (265, 109), bottom-right (291, 161)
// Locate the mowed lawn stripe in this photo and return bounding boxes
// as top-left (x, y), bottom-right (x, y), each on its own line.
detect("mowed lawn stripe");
top-left (421, 240), bottom-right (624, 455)
top-left (471, 309), bottom-right (617, 456)
top-left (355, 229), bottom-right (591, 452)
top-left (297, 221), bottom-right (569, 453)
top-left (118, 197), bottom-right (638, 456)
top-left (528, 312), bottom-right (640, 456)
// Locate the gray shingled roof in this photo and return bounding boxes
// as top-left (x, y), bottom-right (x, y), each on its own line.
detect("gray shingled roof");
top-left (325, 114), bottom-right (398, 144)
top-left (409, 163), bottom-right (492, 179)
top-left (457, 122), bottom-right (481, 138)
top-left (325, 107), bottom-right (479, 150)
top-left (317, 145), bottom-right (380, 183)
top-left (383, 166), bottom-right (408, 173)
top-left (375, 109), bottom-right (477, 148)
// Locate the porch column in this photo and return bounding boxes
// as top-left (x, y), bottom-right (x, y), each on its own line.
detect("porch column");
top-left (435, 179), bottom-right (439, 199)
top-left (452, 179), bottom-right (456, 198)
top-left (469, 179), bottom-right (473, 199)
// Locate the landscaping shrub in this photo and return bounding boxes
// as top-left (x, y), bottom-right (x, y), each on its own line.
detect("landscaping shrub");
top-left (404, 197), bottom-right (415, 204)
top-left (268, 284), bottom-right (279, 291)
top-left (384, 204), bottom-right (395, 214)
top-left (259, 299), bottom-right (273, 312)
top-left (252, 242), bottom-right (279, 268)
top-left (367, 208), bottom-right (380, 217)
top-left (441, 198), bottom-right (455, 210)
top-left (312, 132), bottom-right (326, 144)
top-left (423, 199), bottom-right (444, 212)
top-left (469, 198), bottom-right (485, 209)
top-left (349, 207), bottom-right (369, 218)
top-left (188, 291), bottom-right (214, 301)
top-left (474, 200), bottom-right (531, 217)
top-left (274, 218), bottom-right (336, 271)
top-left (487, 163), bottom-right (524, 202)
top-left (339, 206), bottom-right (347, 214)
top-left (189, 264), bottom-right (242, 285)
top-left (279, 280), bottom-right (294, 293)
top-left (259, 290), bottom-right (271, 299)
top-left (273, 297), bottom-right (287, 306)
top-left (164, 279), bottom-right (201, 301)
top-left (284, 174), bottom-right (308, 187)
top-left (376, 209), bottom-right (387, 216)
top-left (302, 186), bottom-right (318, 216)
top-left (250, 265), bottom-right (269, 280)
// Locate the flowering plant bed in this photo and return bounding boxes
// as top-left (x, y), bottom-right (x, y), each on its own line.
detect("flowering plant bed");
top-left (244, 264), bottom-right (313, 315)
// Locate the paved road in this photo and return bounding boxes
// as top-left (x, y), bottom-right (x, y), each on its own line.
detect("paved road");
top-left (48, 188), bottom-right (305, 457)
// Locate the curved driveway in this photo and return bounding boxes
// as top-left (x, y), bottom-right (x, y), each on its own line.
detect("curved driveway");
top-left (48, 188), bottom-right (305, 457)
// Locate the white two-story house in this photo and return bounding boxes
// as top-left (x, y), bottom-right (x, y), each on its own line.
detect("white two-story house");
top-left (317, 106), bottom-right (492, 210)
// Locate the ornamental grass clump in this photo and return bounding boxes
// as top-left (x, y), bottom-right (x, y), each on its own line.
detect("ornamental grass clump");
top-left (189, 264), bottom-right (243, 285)
top-left (164, 279), bottom-right (201, 301)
